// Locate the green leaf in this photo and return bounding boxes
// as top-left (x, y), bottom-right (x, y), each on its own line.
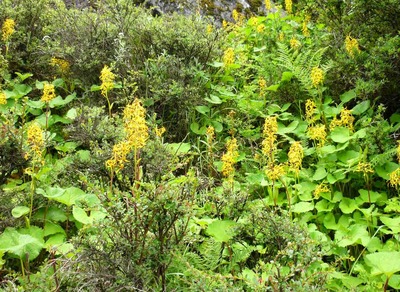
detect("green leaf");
top-left (0, 227), bottom-right (44, 261)
top-left (331, 127), bottom-right (351, 143)
top-left (205, 94), bottom-right (222, 104)
top-left (337, 150), bottom-right (360, 164)
top-left (38, 186), bottom-right (87, 206)
top-left (15, 72), bottom-right (33, 81)
top-left (340, 90), bottom-right (357, 103)
top-left (190, 122), bottom-right (206, 135)
top-left (380, 217), bottom-right (400, 234)
top-left (323, 213), bottom-right (338, 230)
top-left (72, 206), bottom-right (92, 225)
top-left (335, 224), bottom-right (370, 247)
top-left (266, 84), bottom-right (280, 92)
top-left (49, 93), bottom-right (76, 108)
top-left (44, 221), bottom-right (66, 237)
top-left (45, 233), bottom-right (66, 250)
top-left (312, 167), bottom-right (327, 181)
top-left (90, 85), bottom-right (101, 92)
top-left (364, 252), bottom-right (400, 277)
top-left (55, 142), bottom-right (78, 153)
top-left (277, 120), bottom-right (299, 134)
top-left (33, 206), bottom-right (67, 222)
top-left (195, 105), bottom-right (210, 115)
top-left (339, 197), bottom-right (358, 214)
top-left (205, 220), bottom-right (238, 242)
top-left (281, 71), bottom-right (293, 82)
top-left (315, 200), bottom-right (334, 212)
top-left (291, 201), bottom-right (314, 213)
top-left (65, 108), bottom-right (77, 120)
top-left (165, 143), bottom-right (191, 155)
top-left (351, 100), bottom-right (370, 115)
top-left (11, 206), bottom-right (30, 218)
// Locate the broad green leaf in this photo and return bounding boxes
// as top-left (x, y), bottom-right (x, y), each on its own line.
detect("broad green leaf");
top-left (190, 122), bottom-right (206, 135)
top-left (33, 206), bottom-right (67, 222)
top-left (44, 221), bottom-right (66, 237)
top-left (195, 105), bottom-right (210, 115)
top-left (315, 200), bottom-right (334, 212)
top-left (38, 186), bottom-right (87, 206)
top-left (11, 206), bottom-right (30, 218)
top-left (205, 220), bottom-right (237, 242)
top-left (211, 121), bottom-right (223, 132)
top-left (0, 227), bottom-right (44, 261)
top-left (65, 108), bottom-right (77, 120)
top-left (312, 167), bottom-right (327, 181)
top-left (45, 233), bottom-right (66, 250)
top-left (352, 100), bottom-right (370, 115)
top-left (205, 94), bottom-right (222, 104)
top-left (337, 150), bottom-right (360, 164)
top-left (340, 90), bottom-right (357, 103)
top-left (49, 93), bottom-right (76, 108)
top-left (72, 206), bottom-right (92, 225)
top-left (55, 142), bottom-right (78, 153)
top-left (339, 197), bottom-right (358, 214)
top-left (364, 252), bottom-right (400, 277)
top-left (15, 72), bottom-right (33, 81)
top-left (165, 143), bottom-right (191, 155)
top-left (357, 189), bottom-right (386, 204)
top-left (389, 274), bottom-right (400, 289)
top-left (266, 84), bottom-right (280, 92)
top-left (26, 99), bottom-right (45, 109)
top-left (291, 201), bottom-right (314, 213)
top-left (281, 71), bottom-right (293, 82)
top-left (380, 217), bottom-right (400, 233)
top-left (331, 127), bottom-right (351, 143)
top-left (335, 224), bottom-right (370, 247)
top-left (323, 213), bottom-right (338, 230)
top-left (277, 120), bottom-right (299, 134)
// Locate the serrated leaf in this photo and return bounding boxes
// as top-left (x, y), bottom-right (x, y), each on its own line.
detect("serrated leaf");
top-left (205, 220), bottom-right (237, 242)
top-left (364, 252), bottom-right (400, 277)
top-left (339, 197), bottom-right (358, 214)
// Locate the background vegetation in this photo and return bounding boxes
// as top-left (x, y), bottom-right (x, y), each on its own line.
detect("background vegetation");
top-left (0, 0), bottom-right (399, 290)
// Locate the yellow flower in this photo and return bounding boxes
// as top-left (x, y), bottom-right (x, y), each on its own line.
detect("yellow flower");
top-left (262, 116), bottom-right (278, 159)
top-left (2, 18), bottom-right (15, 42)
top-left (339, 108), bottom-right (355, 131)
top-left (314, 183), bottom-right (330, 199)
top-left (345, 35), bottom-right (360, 57)
top-left (25, 122), bottom-right (44, 164)
top-left (100, 65), bottom-right (115, 96)
top-left (397, 141), bottom-right (400, 163)
top-left (307, 124), bottom-right (327, 147)
top-left (0, 92), bottom-right (6, 105)
top-left (356, 162), bottom-right (374, 175)
top-left (249, 17), bottom-right (258, 27)
top-left (302, 21), bottom-right (310, 37)
top-left (206, 125), bottom-right (215, 146)
top-left (310, 67), bottom-right (324, 87)
top-left (222, 137), bottom-right (239, 178)
top-left (50, 57), bottom-right (70, 74)
top-left (288, 141), bottom-right (303, 174)
top-left (232, 9), bottom-right (239, 22)
top-left (278, 32), bottom-right (284, 42)
top-left (155, 126), bottom-right (166, 138)
top-left (290, 37), bottom-right (301, 49)
top-left (266, 164), bottom-right (285, 181)
top-left (389, 168), bottom-right (400, 189)
top-left (305, 99), bottom-right (316, 123)
top-left (41, 83), bottom-right (56, 103)
top-left (206, 24), bottom-right (213, 34)
top-left (265, 0), bottom-right (272, 10)
top-left (285, 0), bottom-right (292, 14)
top-left (223, 48), bottom-right (235, 67)
top-left (123, 99), bottom-right (149, 150)
top-left (257, 24), bottom-right (265, 33)
top-left (106, 140), bottom-right (132, 172)
top-left (222, 20), bottom-right (228, 29)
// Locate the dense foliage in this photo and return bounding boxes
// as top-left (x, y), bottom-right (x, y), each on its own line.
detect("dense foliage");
top-left (0, 0), bottom-right (399, 291)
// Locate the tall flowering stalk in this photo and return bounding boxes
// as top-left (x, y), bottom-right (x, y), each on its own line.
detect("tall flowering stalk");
top-left (288, 141), bottom-right (303, 176)
top-left (221, 137), bottom-right (239, 183)
top-left (345, 35), bottom-right (360, 57)
top-left (100, 65), bottom-right (115, 117)
top-left (2, 18), bottom-right (15, 55)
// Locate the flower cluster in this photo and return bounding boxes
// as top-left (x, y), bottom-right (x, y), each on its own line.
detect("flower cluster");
top-left (330, 108), bottom-right (355, 131)
top-left (100, 65), bottom-right (115, 96)
top-left (206, 125), bottom-right (215, 147)
top-left (310, 67), bottom-right (324, 87)
top-left (305, 99), bottom-right (316, 123)
top-left (257, 24), bottom-right (265, 33)
top-left (0, 92), bottom-right (6, 105)
top-left (389, 168), bottom-right (400, 189)
top-left (265, 0), bottom-right (272, 10)
top-left (307, 124), bottom-right (327, 147)
top-left (232, 9), bottom-right (244, 25)
top-left (259, 77), bottom-right (267, 95)
top-left (155, 126), bottom-right (166, 138)
top-left (123, 99), bottom-right (149, 149)
top-left (302, 16), bottom-right (310, 37)
top-left (50, 57), bottom-right (70, 75)
top-left (25, 122), bottom-right (45, 165)
top-left (356, 162), bottom-right (374, 176)
top-left (290, 37), bottom-right (301, 49)
top-left (285, 0), bottom-right (292, 14)
top-left (223, 48), bottom-right (235, 67)
top-left (2, 18), bottom-right (15, 42)
top-left (288, 141), bottom-right (303, 175)
top-left (314, 183), bottom-right (330, 199)
top-left (222, 137), bottom-right (239, 179)
top-left (345, 35), bottom-right (360, 57)
top-left (266, 164), bottom-right (285, 181)
top-left (262, 116), bottom-right (278, 161)
top-left (41, 83), bottom-right (56, 103)
top-left (105, 141), bottom-right (131, 171)
top-left (206, 24), bottom-right (213, 34)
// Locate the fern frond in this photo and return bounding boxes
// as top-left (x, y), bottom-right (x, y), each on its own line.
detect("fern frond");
top-left (370, 148), bottom-right (397, 168)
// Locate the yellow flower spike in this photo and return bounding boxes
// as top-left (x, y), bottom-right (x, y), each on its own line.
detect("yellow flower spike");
top-left (222, 137), bottom-right (239, 178)
top-left (50, 57), bottom-right (70, 75)
top-left (339, 108), bottom-right (355, 131)
top-left (2, 18), bottom-right (15, 42)
top-left (232, 9), bottom-right (239, 22)
top-left (288, 141), bottom-right (303, 175)
top-left (314, 183), bottom-right (330, 199)
top-left (278, 32), bottom-right (285, 42)
top-left (285, 0), bottom-right (292, 14)
top-left (389, 168), bottom-right (400, 189)
top-left (25, 122), bottom-right (45, 164)
top-left (290, 37), bottom-right (301, 49)
top-left (345, 35), bottom-right (360, 57)
top-left (257, 24), bottom-right (265, 33)
top-left (302, 21), bottom-right (310, 37)
top-left (106, 140), bottom-right (132, 172)
top-left (310, 67), bottom-right (324, 87)
top-left (305, 99), bottom-right (316, 123)
top-left (262, 116), bottom-right (278, 159)
top-left (155, 126), bottom-right (166, 138)
top-left (41, 83), bottom-right (56, 103)
top-left (307, 124), bottom-right (327, 147)
top-left (356, 162), bottom-right (374, 175)
top-left (0, 92), bottom-right (6, 105)
top-left (222, 47), bottom-right (235, 67)
top-left (265, 0), bottom-right (272, 10)
top-left (266, 164), bottom-right (285, 181)
top-left (100, 65), bottom-right (115, 96)
top-left (397, 141), bottom-right (400, 163)
top-left (123, 99), bottom-right (149, 150)
top-left (206, 125), bottom-right (215, 146)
